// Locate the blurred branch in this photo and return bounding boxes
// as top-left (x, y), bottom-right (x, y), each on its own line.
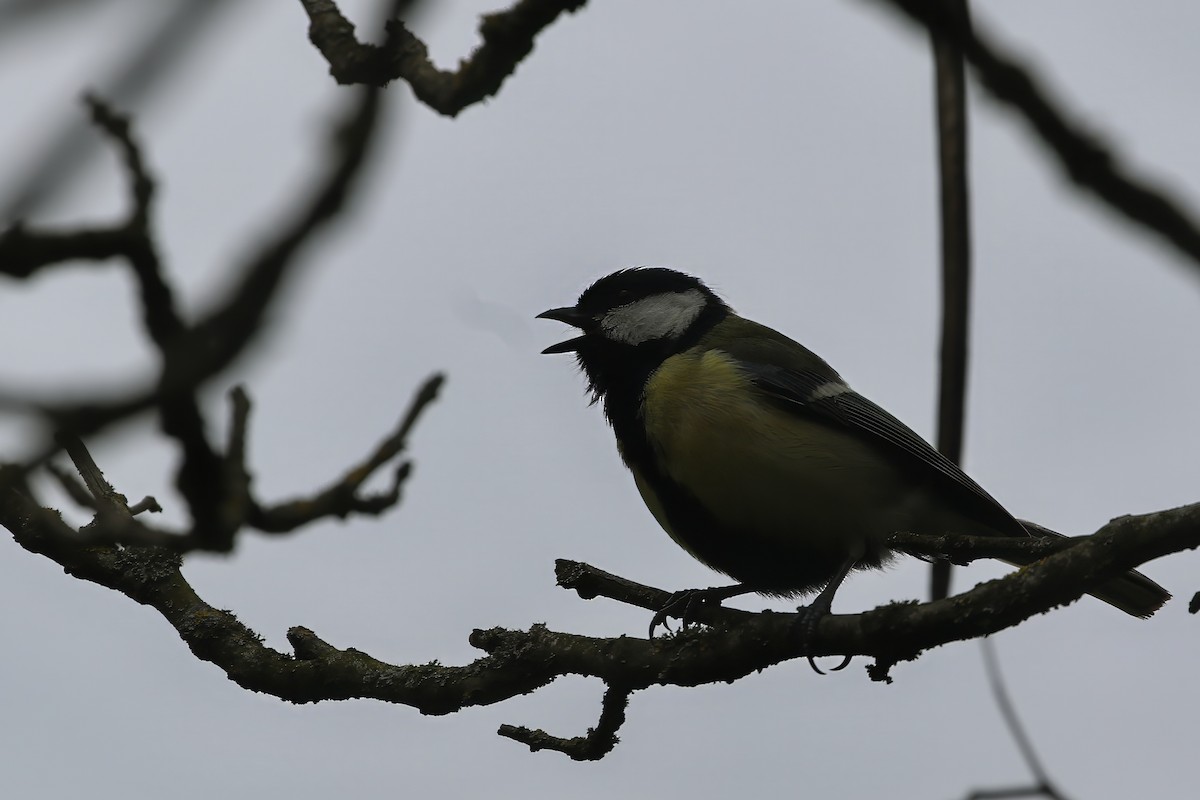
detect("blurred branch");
top-left (1, 0), bottom-right (237, 220)
top-left (299, 0), bottom-right (587, 117)
top-left (967, 788), bottom-right (1066, 800)
top-left (0, 0), bottom-right (105, 32)
top-left (0, 77), bottom-right (390, 465)
top-left (0, 94), bottom-right (157, 280)
top-left (0, 0), bottom-right (429, 552)
top-left (15, 375), bottom-right (443, 553)
top-left (929, 0), bottom-right (971, 604)
top-left (968, 639), bottom-right (1072, 800)
top-left (0, 225), bottom-right (139, 278)
top-left (870, 0), bottom-right (1200, 277)
top-left (80, 95), bottom-right (229, 546)
top-left (6, 490), bottom-right (1192, 758)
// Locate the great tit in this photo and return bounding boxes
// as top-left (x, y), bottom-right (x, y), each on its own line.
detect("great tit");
top-left (538, 267), bottom-right (1169, 629)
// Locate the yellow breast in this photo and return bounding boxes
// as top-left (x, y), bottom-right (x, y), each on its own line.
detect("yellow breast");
top-left (639, 349), bottom-right (914, 558)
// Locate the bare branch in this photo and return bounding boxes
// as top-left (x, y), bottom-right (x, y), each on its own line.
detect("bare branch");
top-left (966, 786), bottom-right (1067, 800)
top-left (974, 638), bottom-right (1073, 800)
top-left (57, 433), bottom-right (129, 511)
top-left (81, 94), bottom-right (227, 545)
top-left (53, 434), bottom-right (182, 544)
top-left (889, 530), bottom-right (1082, 564)
top-left (556, 558), bottom-right (760, 630)
top-left (929, 0), bottom-right (972, 604)
top-left (0, 224), bottom-right (139, 278)
top-left (46, 462), bottom-right (97, 510)
top-left (0, 76), bottom-right (391, 463)
top-left (299, 0), bottom-right (588, 117)
top-left (1, 94), bottom-right (160, 281)
top-left (870, 0), bottom-right (1200, 277)
top-left (499, 684), bottom-right (631, 760)
top-left (127, 496), bottom-right (162, 515)
top-left (249, 373), bottom-right (444, 532)
top-left (0, 0), bottom-right (237, 220)
top-left (18, 374), bottom-right (442, 554)
top-left (4, 456), bottom-right (1192, 759)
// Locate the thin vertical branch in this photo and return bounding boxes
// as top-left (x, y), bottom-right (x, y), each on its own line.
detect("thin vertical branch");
top-left (930, 0), bottom-right (971, 602)
top-left (929, 5), bottom-right (1070, 798)
top-left (976, 639), bottom-right (1071, 800)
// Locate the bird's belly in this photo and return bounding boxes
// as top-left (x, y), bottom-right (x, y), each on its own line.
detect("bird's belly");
top-left (636, 353), bottom-right (921, 591)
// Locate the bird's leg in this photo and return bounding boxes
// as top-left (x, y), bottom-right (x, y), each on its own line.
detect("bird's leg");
top-left (648, 584), bottom-right (753, 638)
top-left (794, 556), bottom-right (856, 675)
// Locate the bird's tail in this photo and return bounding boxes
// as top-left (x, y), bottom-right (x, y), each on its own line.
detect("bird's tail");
top-left (1015, 521), bottom-right (1169, 619)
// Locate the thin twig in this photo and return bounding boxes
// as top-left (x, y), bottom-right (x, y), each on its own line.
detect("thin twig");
top-left (249, 373), bottom-right (445, 532)
top-left (127, 496), bottom-right (162, 515)
top-left (976, 638), bottom-right (1072, 800)
top-left (46, 462), bottom-right (97, 509)
top-left (56, 433), bottom-right (127, 510)
top-left (498, 684), bottom-right (632, 760)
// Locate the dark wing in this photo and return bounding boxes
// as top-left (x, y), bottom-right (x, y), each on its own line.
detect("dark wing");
top-left (737, 359), bottom-right (1025, 537)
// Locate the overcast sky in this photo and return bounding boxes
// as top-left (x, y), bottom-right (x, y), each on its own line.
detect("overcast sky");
top-left (2, 1), bottom-right (1198, 798)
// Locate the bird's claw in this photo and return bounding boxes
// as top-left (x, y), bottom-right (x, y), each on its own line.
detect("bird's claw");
top-left (648, 588), bottom-right (727, 638)
top-left (793, 598), bottom-right (852, 675)
top-left (807, 653), bottom-right (853, 675)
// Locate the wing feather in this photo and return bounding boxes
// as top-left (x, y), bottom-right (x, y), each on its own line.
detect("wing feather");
top-left (735, 359), bottom-right (1024, 537)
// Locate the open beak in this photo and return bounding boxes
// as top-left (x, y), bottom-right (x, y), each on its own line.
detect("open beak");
top-left (537, 306), bottom-right (591, 354)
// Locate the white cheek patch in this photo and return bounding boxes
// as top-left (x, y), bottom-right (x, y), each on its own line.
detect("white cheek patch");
top-left (599, 289), bottom-right (707, 345)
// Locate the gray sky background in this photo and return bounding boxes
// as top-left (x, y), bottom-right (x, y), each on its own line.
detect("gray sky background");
top-left (2, 1), bottom-right (1198, 797)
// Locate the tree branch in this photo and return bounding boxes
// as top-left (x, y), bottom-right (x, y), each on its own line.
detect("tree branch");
top-left (0, 224), bottom-right (140, 278)
top-left (6, 487), bottom-right (1190, 757)
top-left (870, 0), bottom-right (1200, 277)
top-left (247, 373), bottom-right (444, 533)
top-left (498, 684), bottom-right (631, 760)
top-left (298, 0), bottom-right (588, 117)
top-left (81, 94), bottom-right (229, 548)
top-left (0, 75), bottom-right (391, 465)
top-left (929, 0), bottom-right (972, 603)
top-left (889, 529), bottom-right (1082, 564)
top-left (20, 375), bottom-right (443, 553)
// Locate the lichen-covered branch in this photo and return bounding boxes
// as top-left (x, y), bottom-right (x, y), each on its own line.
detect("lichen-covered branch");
top-left (5, 476), bottom-right (1194, 757)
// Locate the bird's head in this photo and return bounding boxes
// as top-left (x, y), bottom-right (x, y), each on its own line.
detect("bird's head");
top-left (538, 268), bottom-right (731, 400)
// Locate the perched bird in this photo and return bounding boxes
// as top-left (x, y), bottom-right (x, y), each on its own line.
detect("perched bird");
top-left (538, 267), bottom-right (1169, 641)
